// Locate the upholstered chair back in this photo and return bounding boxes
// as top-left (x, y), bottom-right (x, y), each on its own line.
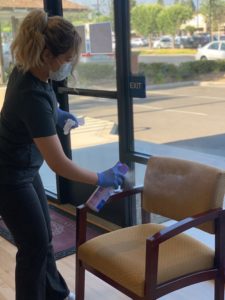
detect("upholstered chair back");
top-left (143, 156), bottom-right (225, 233)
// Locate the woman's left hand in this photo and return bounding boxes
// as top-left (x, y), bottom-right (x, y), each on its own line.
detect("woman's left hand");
top-left (57, 108), bottom-right (79, 134)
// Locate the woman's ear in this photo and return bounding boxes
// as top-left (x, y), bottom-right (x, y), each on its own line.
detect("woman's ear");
top-left (42, 48), bottom-right (54, 64)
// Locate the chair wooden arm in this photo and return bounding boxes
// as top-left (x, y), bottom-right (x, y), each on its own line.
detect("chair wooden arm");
top-left (144, 208), bottom-right (225, 297)
top-left (148, 208), bottom-right (222, 246)
top-left (108, 185), bottom-right (143, 202)
top-left (76, 186), bottom-right (143, 247)
top-left (76, 204), bottom-right (89, 247)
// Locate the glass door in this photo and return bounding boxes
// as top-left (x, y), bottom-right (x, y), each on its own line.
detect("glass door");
top-left (52, 0), bottom-right (136, 226)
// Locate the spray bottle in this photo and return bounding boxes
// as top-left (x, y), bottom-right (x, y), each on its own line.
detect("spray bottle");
top-left (86, 161), bottom-right (129, 212)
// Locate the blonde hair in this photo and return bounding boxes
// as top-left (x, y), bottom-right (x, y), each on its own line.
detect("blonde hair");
top-left (11, 9), bottom-right (82, 72)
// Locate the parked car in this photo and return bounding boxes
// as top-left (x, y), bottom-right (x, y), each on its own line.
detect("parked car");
top-left (153, 36), bottom-right (173, 49)
top-left (131, 37), bottom-right (148, 47)
top-left (195, 41), bottom-right (225, 60)
top-left (175, 35), bottom-right (210, 49)
top-left (213, 34), bottom-right (225, 41)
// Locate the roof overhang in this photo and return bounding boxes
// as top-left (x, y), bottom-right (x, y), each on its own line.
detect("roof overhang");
top-left (0, 0), bottom-right (89, 20)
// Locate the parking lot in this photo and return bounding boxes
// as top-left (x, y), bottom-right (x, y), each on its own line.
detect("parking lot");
top-left (69, 81), bottom-right (225, 165)
top-left (133, 83), bottom-right (225, 157)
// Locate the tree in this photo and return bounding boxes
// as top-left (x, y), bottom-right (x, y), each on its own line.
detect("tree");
top-left (175, 0), bottom-right (196, 11)
top-left (200, 0), bottom-right (225, 37)
top-left (66, 11), bottom-right (90, 26)
top-left (183, 0), bottom-right (196, 11)
top-left (130, 0), bottom-right (137, 9)
top-left (184, 25), bottom-right (196, 35)
top-left (131, 4), bottom-right (163, 47)
top-left (157, 0), bottom-right (165, 6)
top-left (157, 4), bottom-right (193, 38)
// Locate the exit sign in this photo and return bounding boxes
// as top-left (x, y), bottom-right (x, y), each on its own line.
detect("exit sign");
top-left (129, 75), bottom-right (146, 98)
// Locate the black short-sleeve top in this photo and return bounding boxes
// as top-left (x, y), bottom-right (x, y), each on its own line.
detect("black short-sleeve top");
top-left (0, 67), bottom-right (58, 184)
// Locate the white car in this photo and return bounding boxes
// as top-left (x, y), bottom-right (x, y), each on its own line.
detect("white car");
top-left (131, 37), bottom-right (148, 47)
top-left (195, 41), bottom-right (225, 60)
top-left (153, 36), bottom-right (173, 49)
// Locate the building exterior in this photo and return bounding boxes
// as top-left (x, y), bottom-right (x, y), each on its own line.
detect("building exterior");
top-left (181, 13), bottom-right (207, 33)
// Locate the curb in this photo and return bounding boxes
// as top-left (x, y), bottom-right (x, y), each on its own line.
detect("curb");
top-left (147, 81), bottom-right (197, 90)
top-left (147, 80), bottom-right (225, 90)
top-left (199, 81), bottom-right (225, 87)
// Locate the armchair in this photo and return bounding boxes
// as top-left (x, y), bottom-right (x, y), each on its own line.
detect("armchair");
top-left (76, 156), bottom-right (225, 300)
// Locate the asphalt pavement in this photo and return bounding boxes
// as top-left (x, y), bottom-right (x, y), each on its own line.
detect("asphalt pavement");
top-left (67, 77), bottom-right (225, 172)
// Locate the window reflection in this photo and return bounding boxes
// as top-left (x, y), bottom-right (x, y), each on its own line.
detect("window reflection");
top-left (63, 0), bottom-right (116, 90)
top-left (130, 2), bottom-right (225, 169)
top-left (62, 1), bottom-right (119, 172)
top-left (68, 94), bottom-right (119, 172)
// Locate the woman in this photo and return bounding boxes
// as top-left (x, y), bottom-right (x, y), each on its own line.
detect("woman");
top-left (0, 9), bottom-right (124, 300)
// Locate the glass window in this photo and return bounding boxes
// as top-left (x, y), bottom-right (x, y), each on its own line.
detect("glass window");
top-left (63, 0), bottom-right (116, 91)
top-left (68, 94), bottom-right (119, 171)
top-left (0, 14), bottom-right (14, 84)
top-left (0, 1), bottom-right (116, 197)
top-left (130, 2), bottom-right (225, 172)
top-left (129, 2), bottom-right (225, 226)
top-left (208, 42), bottom-right (219, 50)
top-left (61, 0), bottom-right (120, 188)
top-left (0, 5), bottom-right (57, 193)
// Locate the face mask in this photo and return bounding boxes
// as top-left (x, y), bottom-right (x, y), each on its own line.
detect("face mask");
top-left (49, 62), bottom-right (73, 81)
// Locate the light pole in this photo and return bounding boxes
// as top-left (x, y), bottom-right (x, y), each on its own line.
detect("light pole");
top-left (196, 0), bottom-right (199, 29)
top-left (96, 0), bottom-right (100, 15)
top-left (209, 0), bottom-right (213, 40)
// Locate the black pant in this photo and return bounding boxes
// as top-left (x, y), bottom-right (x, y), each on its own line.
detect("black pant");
top-left (0, 173), bottom-right (69, 300)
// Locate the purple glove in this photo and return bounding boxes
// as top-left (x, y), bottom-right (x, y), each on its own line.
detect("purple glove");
top-left (97, 164), bottom-right (125, 188)
top-left (57, 108), bottom-right (79, 133)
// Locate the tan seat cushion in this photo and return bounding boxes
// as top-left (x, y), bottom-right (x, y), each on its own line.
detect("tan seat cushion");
top-left (78, 224), bottom-right (214, 297)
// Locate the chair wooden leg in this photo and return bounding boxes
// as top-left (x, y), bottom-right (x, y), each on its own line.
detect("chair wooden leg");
top-left (76, 257), bottom-right (85, 300)
top-left (214, 276), bottom-right (224, 300)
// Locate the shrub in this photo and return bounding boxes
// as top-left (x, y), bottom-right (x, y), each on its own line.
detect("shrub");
top-left (178, 62), bottom-right (195, 80)
top-left (139, 62), bottom-right (179, 84)
top-left (190, 60), bottom-right (219, 74)
top-left (76, 63), bottom-right (115, 82)
top-left (140, 60), bottom-right (225, 84)
top-left (4, 59), bottom-right (225, 86)
top-left (217, 60), bottom-right (225, 71)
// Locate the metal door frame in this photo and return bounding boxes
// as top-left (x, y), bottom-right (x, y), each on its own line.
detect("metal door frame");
top-left (43, 0), bottom-right (139, 226)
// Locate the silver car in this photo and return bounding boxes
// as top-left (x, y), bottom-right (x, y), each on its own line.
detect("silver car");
top-left (195, 41), bottom-right (225, 60)
top-left (153, 36), bottom-right (173, 49)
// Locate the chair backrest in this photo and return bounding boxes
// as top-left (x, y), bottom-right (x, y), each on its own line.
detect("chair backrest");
top-left (143, 156), bottom-right (225, 233)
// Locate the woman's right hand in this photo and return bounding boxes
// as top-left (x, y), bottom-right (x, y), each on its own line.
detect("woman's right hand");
top-left (97, 164), bottom-right (125, 188)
